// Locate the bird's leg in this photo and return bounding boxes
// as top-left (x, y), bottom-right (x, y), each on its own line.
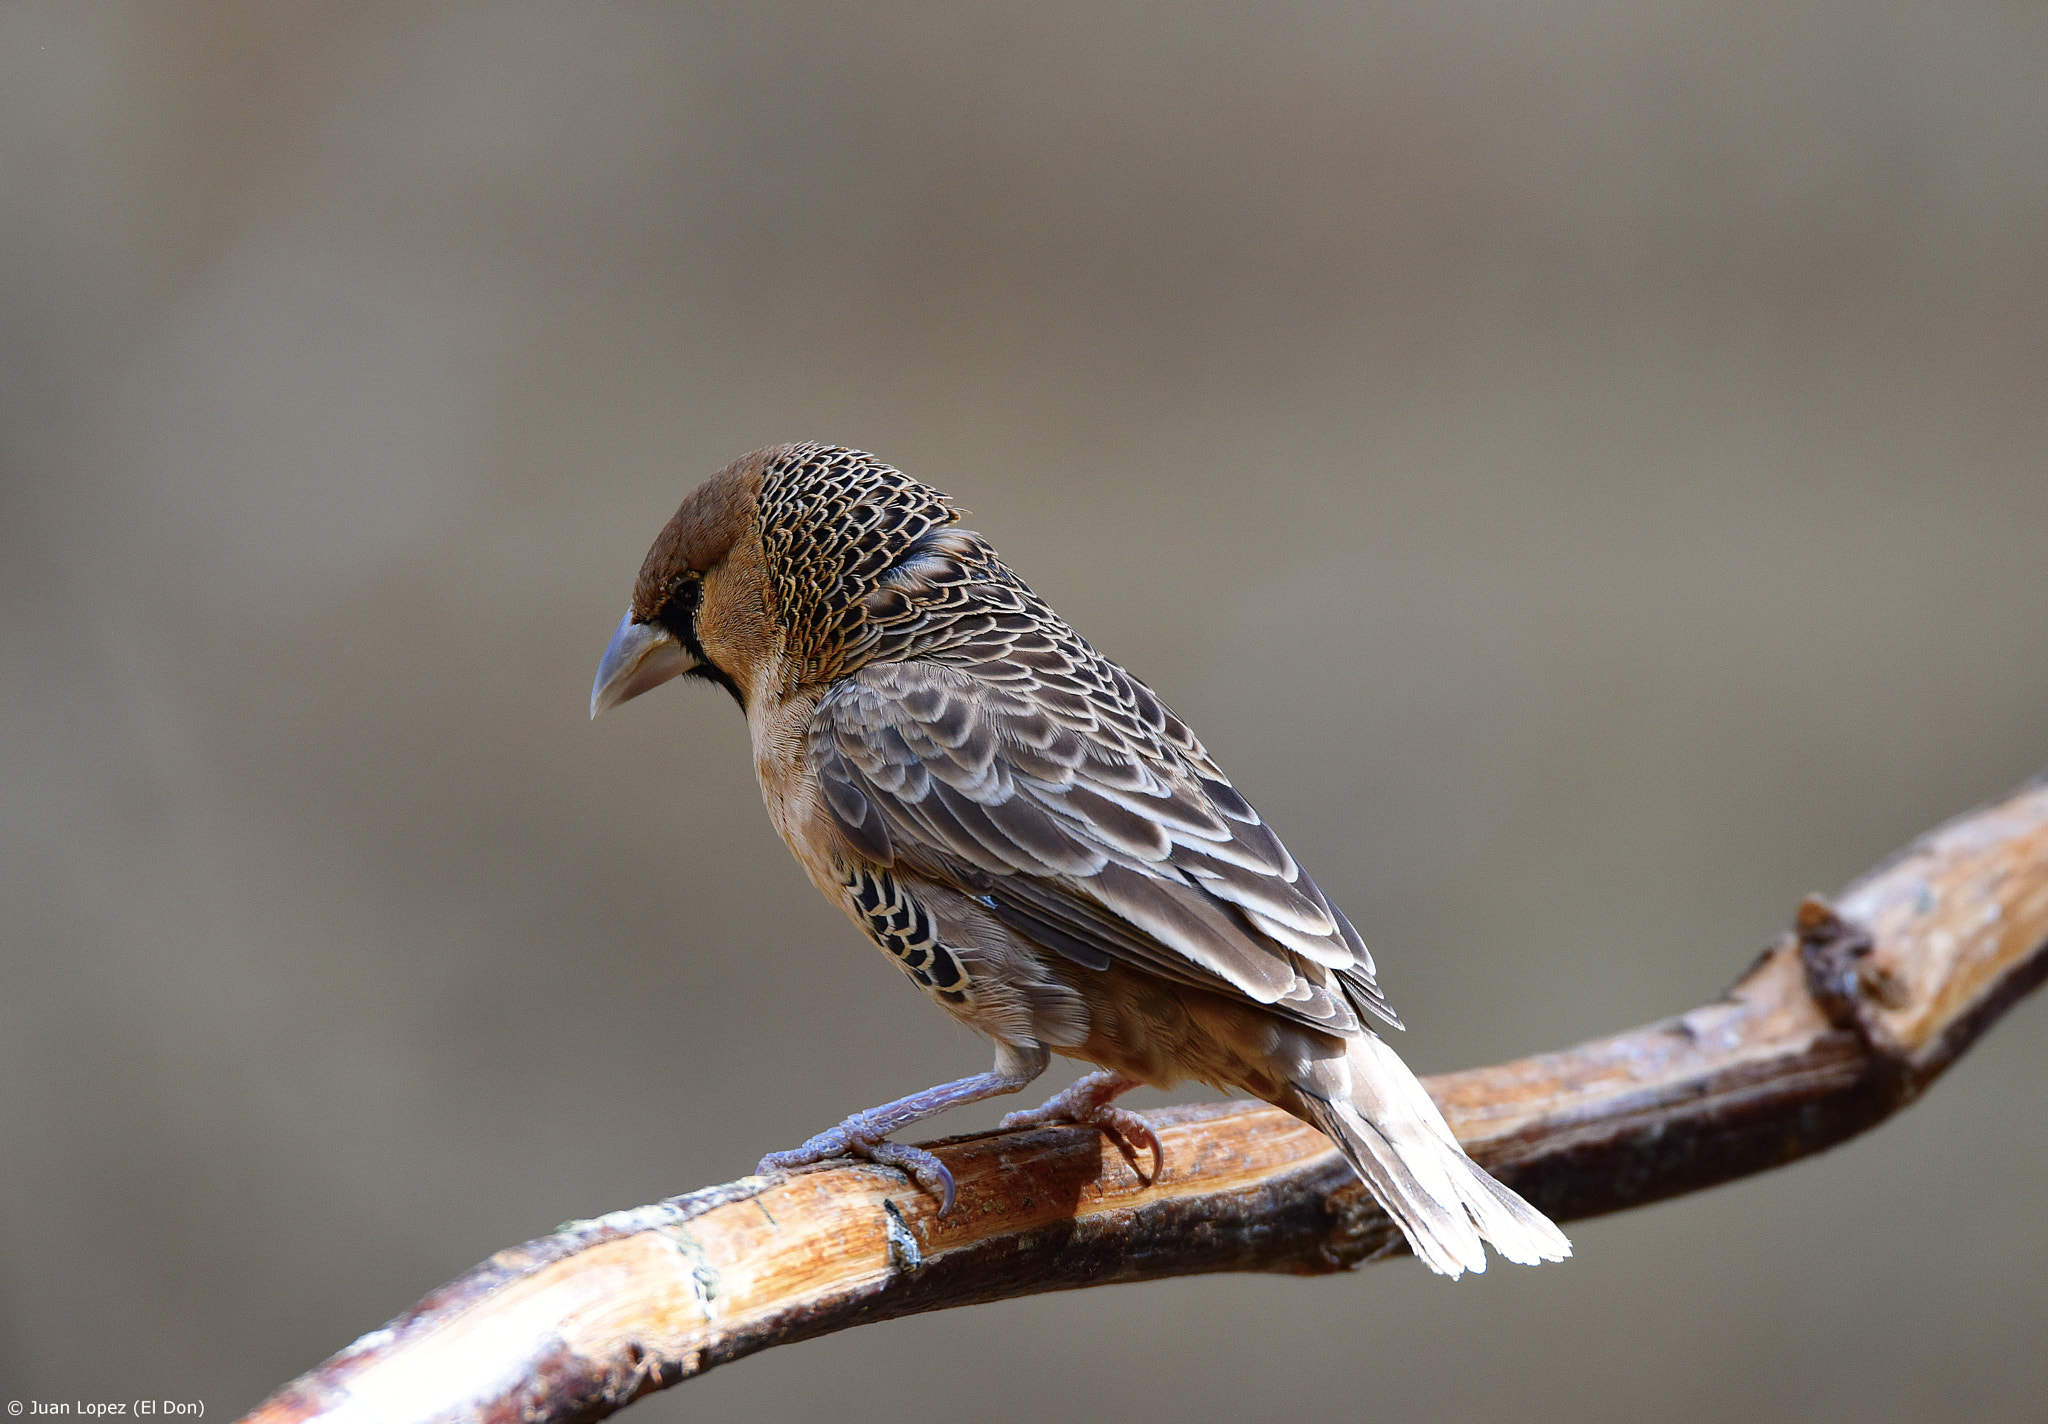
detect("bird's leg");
top-left (757, 1041), bottom-right (1048, 1213)
top-left (998, 1069), bottom-right (1164, 1181)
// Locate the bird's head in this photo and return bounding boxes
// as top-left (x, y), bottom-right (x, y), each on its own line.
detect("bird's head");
top-left (590, 443), bottom-right (968, 718)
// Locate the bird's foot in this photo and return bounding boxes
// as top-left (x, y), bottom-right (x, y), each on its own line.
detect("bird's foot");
top-left (756, 1058), bottom-right (1051, 1216)
top-left (758, 1115), bottom-right (959, 1213)
top-left (998, 1071), bottom-right (1163, 1182)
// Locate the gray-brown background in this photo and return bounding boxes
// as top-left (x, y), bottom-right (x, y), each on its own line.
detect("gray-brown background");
top-left (4, 3), bottom-right (2045, 1418)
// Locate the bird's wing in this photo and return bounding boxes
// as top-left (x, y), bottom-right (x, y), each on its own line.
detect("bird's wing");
top-left (809, 643), bottom-right (1397, 1035)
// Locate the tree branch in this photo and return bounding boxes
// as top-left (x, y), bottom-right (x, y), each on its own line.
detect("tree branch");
top-left (243, 773), bottom-right (2048, 1424)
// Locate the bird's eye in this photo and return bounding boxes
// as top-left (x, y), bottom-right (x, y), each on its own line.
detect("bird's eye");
top-left (656, 573), bottom-right (704, 643)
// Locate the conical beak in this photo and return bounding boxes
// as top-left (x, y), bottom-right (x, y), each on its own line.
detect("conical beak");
top-left (590, 609), bottom-right (693, 718)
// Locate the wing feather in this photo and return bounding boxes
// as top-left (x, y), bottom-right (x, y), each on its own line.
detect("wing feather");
top-left (809, 649), bottom-right (1397, 1034)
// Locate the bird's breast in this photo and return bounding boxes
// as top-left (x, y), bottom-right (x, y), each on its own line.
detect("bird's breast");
top-left (747, 685), bottom-right (859, 901)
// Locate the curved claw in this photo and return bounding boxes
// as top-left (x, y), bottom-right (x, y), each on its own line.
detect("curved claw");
top-left (1090, 1106), bottom-right (1165, 1179)
top-left (757, 1125), bottom-right (959, 1214)
top-left (866, 1140), bottom-right (957, 1214)
top-left (998, 1071), bottom-right (1165, 1183)
top-left (1000, 1102), bottom-right (1164, 1181)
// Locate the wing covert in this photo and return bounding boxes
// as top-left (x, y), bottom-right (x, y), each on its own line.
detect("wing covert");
top-left (809, 647), bottom-right (1399, 1035)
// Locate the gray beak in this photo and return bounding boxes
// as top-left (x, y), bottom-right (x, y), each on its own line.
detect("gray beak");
top-left (590, 608), bottom-right (694, 718)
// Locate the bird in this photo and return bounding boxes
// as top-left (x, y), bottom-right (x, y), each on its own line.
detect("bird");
top-left (590, 442), bottom-right (1570, 1277)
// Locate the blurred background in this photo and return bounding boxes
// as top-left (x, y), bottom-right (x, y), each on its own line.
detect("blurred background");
top-left (3, 2), bottom-right (2046, 1418)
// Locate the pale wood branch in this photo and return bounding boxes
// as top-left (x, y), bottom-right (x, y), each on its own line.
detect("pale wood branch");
top-left (244, 773), bottom-right (2048, 1424)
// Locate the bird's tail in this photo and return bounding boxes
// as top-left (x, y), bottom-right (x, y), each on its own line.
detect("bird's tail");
top-left (1294, 1031), bottom-right (1571, 1278)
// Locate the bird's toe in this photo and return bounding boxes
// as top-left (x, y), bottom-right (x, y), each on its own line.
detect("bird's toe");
top-left (1089, 1105), bottom-right (1165, 1177)
top-left (1000, 1078), bottom-right (1164, 1182)
top-left (757, 1124), bottom-right (958, 1214)
top-left (864, 1139), bottom-right (958, 1214)
top-left (757, 1124), bottom-right (854, 1175)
